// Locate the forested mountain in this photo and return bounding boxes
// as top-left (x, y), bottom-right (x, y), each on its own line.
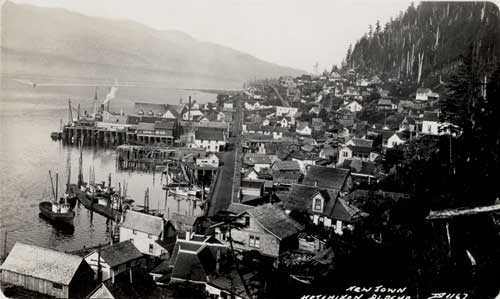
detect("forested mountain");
top-left (344, 2), bottom-right (500, 88)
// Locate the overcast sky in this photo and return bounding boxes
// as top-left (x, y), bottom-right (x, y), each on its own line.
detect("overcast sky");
top-left (11, 0), bottom-right (416, 72)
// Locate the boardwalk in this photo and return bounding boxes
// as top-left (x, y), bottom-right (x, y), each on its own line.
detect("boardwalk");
top-left (208, 95), bottom-right (242, 216)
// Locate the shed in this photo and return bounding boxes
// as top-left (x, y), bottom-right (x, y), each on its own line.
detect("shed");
top-left (0, 242), bottom-right (95, 298)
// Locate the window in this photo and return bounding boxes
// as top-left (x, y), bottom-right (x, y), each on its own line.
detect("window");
top-left (249, 235), bottom-right (260, 248)
top-left (149, 243), bottom-right (154, 253)
top-left (148, 233), bottom-right (152, 239)
top-left (314, 197), bottom-right (322, 211)
top-left (343, 151), bottom-right (348, 157)
top-left (132, 229), bottom-right (137, 235)
top-left (245, 216), bottom-right (250, 226)
top-left (53, 283), bottom-right (63, 290)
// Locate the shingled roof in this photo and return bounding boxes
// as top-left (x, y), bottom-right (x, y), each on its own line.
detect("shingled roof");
top-left (195, 128), bottom-right (225, 141)
top-left (0, 242), bottom-right (84, 285)
top-left (99, 240), bottom-right (143, 268)
top-left (272, 160), bottom-right (300, 171)
top-left (303, 165), bottom-right (350, 190)
top-left (246, 204), bottom-right (304, 240)
top-left (121, 210), bottom-right (164, 236)
top-left (284, 184), bottom-right (339, 217)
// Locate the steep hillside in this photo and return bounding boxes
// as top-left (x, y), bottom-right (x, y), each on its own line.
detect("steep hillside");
top-left (0, 1), bottom-right (304, 89)
top-left (344, 2), bottom-right (500, 87)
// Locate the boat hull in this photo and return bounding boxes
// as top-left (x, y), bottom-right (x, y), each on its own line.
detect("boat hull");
top-left (70, 184), bottom-right (122, 220)
top-left (39, 202), bottom-right (74, 224)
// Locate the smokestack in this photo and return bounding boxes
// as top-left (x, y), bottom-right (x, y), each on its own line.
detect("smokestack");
top-left (188, 96), bottom-right (192, 121)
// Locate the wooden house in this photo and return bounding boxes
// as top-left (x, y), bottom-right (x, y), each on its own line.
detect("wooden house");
top-left (213, 204), bottom-right (304, 258)
top-left (84, 240), bottom-right (145, 282)
top-left (0, 242), bottom-right (95, 298)
top-left (119, 210), bottom-right (176, 256)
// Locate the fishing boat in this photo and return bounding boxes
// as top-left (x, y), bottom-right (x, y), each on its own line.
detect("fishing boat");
top-left (169, 186), bottom-right (202, 198)
top-left (39, 171), bottom-right (75, 225)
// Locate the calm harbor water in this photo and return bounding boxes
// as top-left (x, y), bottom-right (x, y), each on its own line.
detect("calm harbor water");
top-left (0, 78), bottom-right (216, 254)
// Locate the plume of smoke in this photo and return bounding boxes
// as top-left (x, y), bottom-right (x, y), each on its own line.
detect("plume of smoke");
top-left (102, 80), bottom-right (119, 105)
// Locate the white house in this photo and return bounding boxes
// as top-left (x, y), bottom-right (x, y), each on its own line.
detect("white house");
top-left (193, 128), bottom-right (226, 152)
top-left (276, 106), bottom-right (298, 117)
top-left (421, 111), bottom-right (440, 135)
top-left (196, 153), bottom-right (220, 168)
top-left (84, 240), bottom-right (144, 282)
top-left (386, 131), bottom-right (410, 149)
top-left (182, 109), bottom-right (204, 121)
top-left (119, 210), bottom-right (173, 256)
top-left (415, 88), bottom-right (439, 101)
top-left (344, 100), bottom-right (363, 113)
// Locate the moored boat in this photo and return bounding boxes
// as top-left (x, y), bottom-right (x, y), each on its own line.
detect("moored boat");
top-left (39, 171), bottom-right (75, 225)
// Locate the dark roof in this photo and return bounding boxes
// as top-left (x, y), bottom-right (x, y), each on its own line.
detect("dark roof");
top-left (100, 268), bottom-right (157, 299)
top-left (303, 166), bottom-right (350, 189)
top-left (208, 270), bottom-right (259, 299)
top-left (169, 240), bottom-right (227, 283)
top-left (246, 204), bottom-right (304, 240)
top-left (284, 184), bottom-right (340, 217)
top-left (341, 159), bottom-right (377, 176)
top-left (227, 203), bottom-right (254, 215)
top-left (99, 240), bottom-right (143, 268)
top-left (195, 128), bottom-right (225, 141)
top-left (272, 160), bottom-right (300, 171)
top-left (154, 121), bottom-right (175, 130)
top-left (347, 145), bottom-right (372, 154)
top-left (241, 179), bottom-right (265, 189)
top-left (423, 111), bottom-right (439, 122)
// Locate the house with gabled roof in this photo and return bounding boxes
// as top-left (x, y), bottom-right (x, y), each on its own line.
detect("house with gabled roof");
top-left (193, 128), bottom-right (226, 152)
top-left (387, 130), bottom-right (411, 148)
top-left (87, 268), bottom-right (158, 299)
top-left (213, 204), bottom-right (304, 258)
top-left (283, 184), bottom-right (365, 234)
top-left (84, 240), bottom-right (145, 282)
top-left (0, 242), bottom-right (95, 298)
top-left (168, 237), bottom-right (228, 284)
top-left (271, 160), bottom-right (302, 186)
top-left (303, 165), bottom-right (352, 193)
top-left (119, 210), bottom-right (176, 256)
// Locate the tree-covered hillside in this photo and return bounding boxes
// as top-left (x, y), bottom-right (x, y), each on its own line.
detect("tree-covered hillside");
top-left (344, 2), bottom-right (500, 88)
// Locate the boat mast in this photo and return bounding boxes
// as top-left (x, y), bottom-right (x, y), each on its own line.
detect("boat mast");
top-left (78, 138), bottom-right (83, 187)
top-left (49, 171), bottom-right (56, 202)
top-left (66, 149), bottom-right (71, 195)
top-left (55, 173), bottom-right (59, 202)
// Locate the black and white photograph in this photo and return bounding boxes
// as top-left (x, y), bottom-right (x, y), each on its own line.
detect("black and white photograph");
top-left (0, 0), bottom-right (499, 298)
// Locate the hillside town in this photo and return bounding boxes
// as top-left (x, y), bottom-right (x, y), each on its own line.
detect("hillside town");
top-left (3, 65), bottom-right (492, 299)
top-left (2, 1), bottom-right (500, 299)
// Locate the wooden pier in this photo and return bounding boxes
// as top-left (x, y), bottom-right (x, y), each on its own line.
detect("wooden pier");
top-left (115, 145), bottom-right (206, 170)
top-left (62, 125), bottom-right (128, 147)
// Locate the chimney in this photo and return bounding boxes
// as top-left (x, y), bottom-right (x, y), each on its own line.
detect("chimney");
top-left (185, 230), bottom-right (190, 241)
top-left (314, 180), bottom-right (318, 187)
